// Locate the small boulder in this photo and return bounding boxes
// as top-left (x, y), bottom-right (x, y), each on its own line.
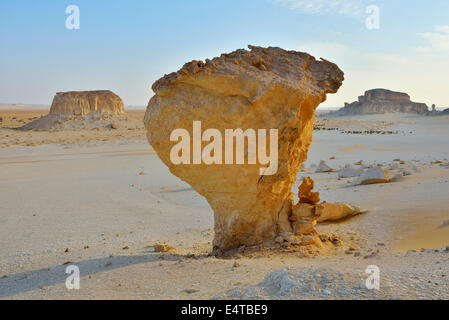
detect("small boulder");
top-left (154, 243), bottom-right (174, 253)
top-left (352, 167), bottom-right (390, 185)
top-left (314, 202), bottom-right (364, 222)
top-left (111, 122), bottom-right (121, 130)
top-left (315, 160), bottom-right (334, 173)
top-left (337, 166), bottom-right (363, 179)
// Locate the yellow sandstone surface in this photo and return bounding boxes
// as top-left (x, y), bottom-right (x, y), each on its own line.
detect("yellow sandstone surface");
top-left (144, 46), bottom-right (344, 251)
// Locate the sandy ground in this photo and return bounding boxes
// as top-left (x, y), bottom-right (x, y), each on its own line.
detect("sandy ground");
top-left (0, 110), bottom-right (146, 147)
top-left (0, 111), bottom-right (448, 299)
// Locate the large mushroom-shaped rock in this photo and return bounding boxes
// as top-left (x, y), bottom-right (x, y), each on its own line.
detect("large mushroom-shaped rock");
top-left (144, 46), bottom-right (344, 251)
top-left (49, 90), bottom-right (124, 116)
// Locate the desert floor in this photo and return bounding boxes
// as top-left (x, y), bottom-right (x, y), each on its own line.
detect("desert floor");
top-left (0, 111), bottom-right (448, 299)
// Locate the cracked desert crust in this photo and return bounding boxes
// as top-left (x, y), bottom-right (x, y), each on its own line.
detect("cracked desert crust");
top-left (144, 45), bottom-right (344, 251)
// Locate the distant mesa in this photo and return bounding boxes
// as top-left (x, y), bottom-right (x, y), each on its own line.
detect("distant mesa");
top-left (49, 90), bottom-right (124, 116)
top-left (21, 90), bottom-right (125, 131)
top-left (326, 88), bottom-right (432, 116)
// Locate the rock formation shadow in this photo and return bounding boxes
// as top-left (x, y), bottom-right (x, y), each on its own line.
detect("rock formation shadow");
top-left (0, 252), bottom-right (209, 299)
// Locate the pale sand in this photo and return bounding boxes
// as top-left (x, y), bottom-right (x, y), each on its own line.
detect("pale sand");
top-left (0, 110), bottom-right (146, 147)
top-left (0, 112), bottom-right (448, 299)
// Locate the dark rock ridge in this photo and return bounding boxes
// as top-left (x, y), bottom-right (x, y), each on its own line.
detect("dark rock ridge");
top-left (326, 89), bottom-right (430, 116)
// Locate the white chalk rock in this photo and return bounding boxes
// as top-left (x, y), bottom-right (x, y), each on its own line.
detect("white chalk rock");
top-left (352, 167), bottom-right (390, 186)
top-left (315, 160), bottom-right (334, 173)
top-left (337, 166), bottom-right (363, 179)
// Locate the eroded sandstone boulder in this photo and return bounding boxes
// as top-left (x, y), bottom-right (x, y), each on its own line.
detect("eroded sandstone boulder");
top-left (298, 177), bottom-right (320, 205)
top-left (290, 178), bottom-right (364, 240)
top-left (144, 45), bottom-right (344, 251)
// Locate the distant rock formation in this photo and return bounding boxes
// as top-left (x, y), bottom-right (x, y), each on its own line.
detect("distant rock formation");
top-left (327, 89), bottom-right (429, 116)
top-left (144, 45), bottom-right (344, 251)
top-left (21, 90), bottom-right (125, 131)
top-left (50, 90), bottom-right (124, 116)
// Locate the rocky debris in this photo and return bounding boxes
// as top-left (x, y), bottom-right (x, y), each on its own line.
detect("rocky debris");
top-left (154, 243), bottom-right (174, 253)
top-left (290, 201), bottom-right (363, 228)
top-left (20, 90), bottom-right (125, 131)
top-left (144, 45), bottom-right (344, 251)
top-left (314, 202), bottom-right (363, 222)
top-left (315, 160), bottom-right (334, 173)
top-left (298, 177), bottom-right (320, 205)
top-left (352, 167), bottom-right (390, 186)
top-left (338, 166), bottom-right (363, 179)
top-left (289, 178), bottom-right (364, 239)
top-left (326, 88), bottom-right (430, 116)
top-left (213, 267), bottom-right (380, 300)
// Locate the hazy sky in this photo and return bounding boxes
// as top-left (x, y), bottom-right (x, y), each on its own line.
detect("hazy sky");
top-left (1, 0), bottom-right (448, 108)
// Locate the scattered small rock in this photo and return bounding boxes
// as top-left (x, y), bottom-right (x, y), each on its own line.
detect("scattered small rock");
top-left (364, 252), bottom-right (377, 259)
top-left (111, 123), bottom-right (120, 130)
top-left (183, 289), bottom-right (199, 294)
top-left (154, 243), bottom-right (174, 253)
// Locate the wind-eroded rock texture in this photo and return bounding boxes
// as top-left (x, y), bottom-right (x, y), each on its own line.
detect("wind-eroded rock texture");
top-left (50, 90), bottom-right (124, 116)
top-left (144, 46), bottom-right (344, 251)
top-left (328, 88), bottom-right (429, 116)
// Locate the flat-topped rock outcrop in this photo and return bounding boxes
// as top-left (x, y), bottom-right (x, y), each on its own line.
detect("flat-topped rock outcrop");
top-left (21, 90), bottom-right (125, 131)
top-left (327, 88), bottom-right (429, 116)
